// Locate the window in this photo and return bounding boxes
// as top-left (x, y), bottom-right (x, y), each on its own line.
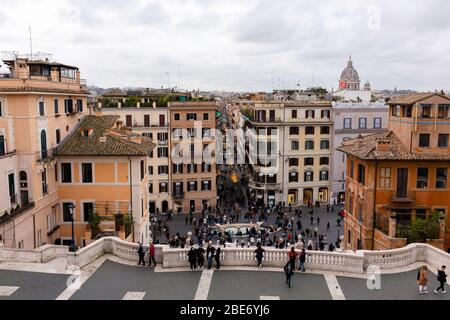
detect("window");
top-left (304, 157), bottom-right (314, 166)
top-left (18, 241), bottom-right (24, 249)
top-left (201, 180), bottom-right (211, 191)
top-left (144, 115), bottom-right (150, 127)
top-left (291, 140), bottom-right (299, 150)
top-left (420, 104), bottom-right (431, 118)
top-left (350, 160), bottom-right (354, 178)
top-left (62, 203), bottom-right (73, 222)
top-left (320, 126), bottom-right (330, 135)
top-left (148, 166), bottom-right (153, 175)
top-left (188, 181), bottom-right (198, 192)
top-left (61, 68), bottom-right (76, 78)
top-left (306, 110), bottom-right (315, 119)
top-left (321, 110), bottom-right (330, 119)
top-left (305, 127), bottom-right (315, 135)
top-left (187, 113), bottom-right (197, 121)
top-left (320, 140), bottom-right (330, 150)
top-left (202, 128), bottom-right (212, 138)
top-left (64, 99), bottom-right (73, 113)
top-left (305, 140), bottom-right (314, 150)
top-left (159, 182), bottom-right (168, 193)
top-left (140, 160), bottom-right (145, 180)
top-left (158, 165), bottom-right (169, 175)
top-left (358, 118), bottom-right (367, 129)
top-left (82, 163), bottom-right (93, 183)
top-left (404, 106), bottom-right (413, 117)
top-left (0, 134), bottom-right (5, 155)
top-left (157, 132), bottom-right (168, 142)
top-left (436, 168), bottom-right (447, 189)
top-left (289, 158), bottom-right (299, 166)
top-left (56, 129), bottom-right (61, 144)
top-left (187, 163), bottom-right (197, 173)
top-left (379, 167), bottom-right (391, 188)
top-left (269, 110), bottom-right (275, 121)
top-left (416, 168), bottom-right (428, 188)
top-left (357, 164), bottom-right (365, 185)
top-left (203, 113), bottom-right (209, 120)
top-left (61, 163), bottom-right (72, 183)
top-left (0, 101), bottom-right (2, 117)
top-left (304, 171), bottom-right (313, 182)
top-left (343, 118), bottom-right (352, 129)
top-left (289, 127), bottom-right (299, 135)
top-left (174, 113), bottom-right (180, 121)
top-left (39, 101), bottom-right (45, 116)
top-left (41, 169), bottom-right (48, 195)
top-left (419, 134), bottom-right (430, 147)
top-left (83, 202), bottom-right (94, 222)
top-left (374, 117), bottom-right (382, 129)
top-left (391, 105), bottom-right (400, 116)
top-left (320, 157), bottom-right (329, 165)
top-left (320, 170), bottom-right (329, 181)
top-left (438, 105), bottom-right (450, 119)
top-left (157, 147), bottom-right (168, 158)
top-left (291, 110), bottom-right (297, 119)
top-left (77, 99), bottom-right (83, 112)
top-left (149, 183), bottom-right (153, 193)
top-left (54, 99), bottom-right (59, 114)
top-left (202, 163), bottom-right (211, 172)
top-left (289, 172), bottom-right (298, 182)
top-left (173, 163), bottom-right (183, 174)
top-left (438, 134), bottom-right (449, 148)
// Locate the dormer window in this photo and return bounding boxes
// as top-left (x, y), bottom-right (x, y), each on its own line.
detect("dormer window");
top-left (81, 128), bottom-right (93, 137)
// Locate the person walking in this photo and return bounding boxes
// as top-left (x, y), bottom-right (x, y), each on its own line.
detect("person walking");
top-left (255, 244), bottom-right (265, 267)
top-left (288, 247), bottom-right (298, 271)
top-left (197, 245), bottom-right (205, 269)
top-left (148, 241), bottom-right (156, 267)
top-left (418, 265), bottom-right (429, 294)
top-left (328, 243), bottom-right (335, 252)
top-left (310, 215), bottom-right (314, 225)
top-left (187, 247), bottom-right (197, 271)
top-left (207, 243), bottom-right (216, 269)
top-left (298, 248), bottom-right (306, 272)
top-left (215, 246), bottom-right (221, 270)
top-left (137, 242), bottom-right (145, 266)
top-left (317, 217), bottom-right (320, 226)
top-left (434, 265), bottom-right (447, 294)
top-left (326, 222), bottom-right (331, 232)
top-left (284, 261), bottom-right (294, 288)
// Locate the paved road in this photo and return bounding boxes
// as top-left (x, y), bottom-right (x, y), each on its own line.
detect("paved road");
top-left (1, 260), bottom-right (449, 300)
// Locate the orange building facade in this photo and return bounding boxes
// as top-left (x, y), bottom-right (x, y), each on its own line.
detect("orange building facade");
top-left (339, 93), bottom-right (450, 252)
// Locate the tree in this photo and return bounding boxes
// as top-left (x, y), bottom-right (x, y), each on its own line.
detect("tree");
top-left (241, 107), bottom-right (254, 121)
top-left (124, 214), bottom-right (134, 238)
top-left (89, 212), bottom-right (101, 238)
top-left (407, 211), bottom-right (441, 243)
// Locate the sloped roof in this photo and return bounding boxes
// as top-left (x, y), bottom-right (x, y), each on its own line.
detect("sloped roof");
top-left (388, 93), bottom-right (450, 105)
top-left (0, 86), bottom-right (90, 95)
top-left (337, 131), bottom-right (450, 161)
top-left (54, 115), bottom-right (155, 157)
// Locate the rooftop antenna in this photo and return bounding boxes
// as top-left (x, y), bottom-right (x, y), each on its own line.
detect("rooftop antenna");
top-left (29, 26), bottom-right (33, 57)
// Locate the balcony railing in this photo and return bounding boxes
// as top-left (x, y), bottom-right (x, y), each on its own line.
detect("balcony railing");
top-left (248, 180), bottom-right (281, 191)
top-left (172, 191), bottom-right (185, 199)
top-left (36, 148), bottom-right (55, 163)
top-left (389, 191), bottom-right (415, 203)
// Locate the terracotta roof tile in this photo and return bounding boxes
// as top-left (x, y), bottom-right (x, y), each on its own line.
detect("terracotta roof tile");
top-left (388, 93), bottom-right (450, 105)
top-left (54, 115), bottom-right (155, 157)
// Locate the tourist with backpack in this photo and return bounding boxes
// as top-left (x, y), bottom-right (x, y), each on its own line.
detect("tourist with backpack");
top-left (417, 265), bottom-right (429, 294)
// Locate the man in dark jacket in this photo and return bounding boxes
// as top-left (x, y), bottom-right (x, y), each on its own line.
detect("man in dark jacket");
top-left (284, 261), bottom-right (294, 288)
top-left (207, 243), bottom-right (216, 269)
top-left (434, 265), bottom-right (447, 294)
top-left (137, 243), bottom-right (145, 266)
top-left (215, 247), bottom-right (221, 270)
top-left (197, 245), bottom-right (205, 269)
top-left (187, 247), bottom-right (197, 271)
top-left (255, 244), bottom-right (265, 267)
top-left (298, 249), bottom-right (306, 272)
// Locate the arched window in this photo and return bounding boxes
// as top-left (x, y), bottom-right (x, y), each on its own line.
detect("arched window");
top-left (40, 130), bottom-right (47, 159)
top-left (20, 171), bottom-right (27, 181)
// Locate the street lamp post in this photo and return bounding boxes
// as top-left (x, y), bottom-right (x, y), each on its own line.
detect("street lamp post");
top-left (68, 203), bottom-right (77, 252)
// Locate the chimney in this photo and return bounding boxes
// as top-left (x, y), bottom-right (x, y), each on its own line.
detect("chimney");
top-left (99, 135), bottom-right (107, 143)
top-left (376, 138), bottom-right (391, 152)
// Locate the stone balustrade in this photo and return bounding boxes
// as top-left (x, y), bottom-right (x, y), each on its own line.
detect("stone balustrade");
top-left (1, 238), bottom-right (449, 274)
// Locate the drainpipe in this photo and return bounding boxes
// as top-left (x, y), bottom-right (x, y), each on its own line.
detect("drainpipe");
top-left (372, 160), bottom-right (378, 250)
top-left (128, 156), bottom-right (134, 243)
top-left (33, 213), bottom-right (36, 248)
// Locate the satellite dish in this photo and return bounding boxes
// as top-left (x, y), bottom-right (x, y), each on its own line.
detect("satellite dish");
top-left (0, 60), bottom-right (11, 76)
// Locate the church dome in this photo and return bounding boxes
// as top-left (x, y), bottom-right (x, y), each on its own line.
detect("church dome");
top-left (340, 56), bottom-right (360, 82)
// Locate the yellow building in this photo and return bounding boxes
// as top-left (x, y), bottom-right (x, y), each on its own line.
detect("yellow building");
top-left (54, 115), bottom-right (155, 247)
top-left (0, 53), bottom-right (89, 249)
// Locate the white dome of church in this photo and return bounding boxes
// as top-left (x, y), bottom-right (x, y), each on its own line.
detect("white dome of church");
top-left (339, 56), bottom-right (360, 91)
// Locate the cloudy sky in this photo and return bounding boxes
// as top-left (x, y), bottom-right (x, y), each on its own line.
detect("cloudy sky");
top-left (0, 0), bottom-right (449, 92)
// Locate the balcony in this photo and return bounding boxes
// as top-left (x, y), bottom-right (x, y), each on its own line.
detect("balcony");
top-left (158, 140), bottom-right (168, 145)
top-left (248, 180), bottom-right (281, 191)
top-left (389, 191), bottom-right (415, 203)
top-left (172, 191), bottom-right (185, 199)
top-left (0, 150), bottom-right (16, 159)
top-left (36, 148), bottom-right (55, 163)
top-left (253, 117), bottom-right (282, 123)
